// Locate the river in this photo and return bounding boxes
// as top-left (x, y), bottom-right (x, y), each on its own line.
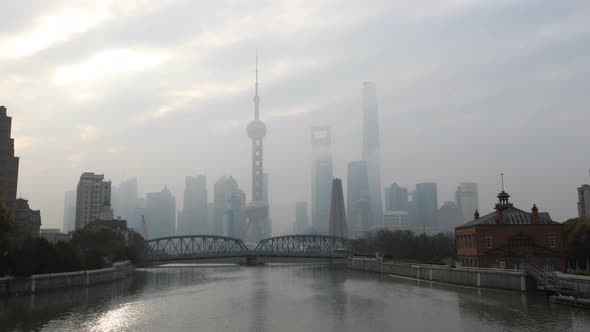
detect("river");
top-left (1, 265), bottom-right (589, 331)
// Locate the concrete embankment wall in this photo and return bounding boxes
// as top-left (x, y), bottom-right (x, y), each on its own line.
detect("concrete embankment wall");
top-left (349, 258), bottom-right (533, 291)
top-left (553, 272), bottom-right (590, 295)
top-left (0, 261), bottom-right (134, 296)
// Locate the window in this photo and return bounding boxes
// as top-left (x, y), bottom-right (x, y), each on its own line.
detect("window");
top-left (485, 233), bottom-right (492, 248)
top-left (548, 233), bottom-right (556, 248)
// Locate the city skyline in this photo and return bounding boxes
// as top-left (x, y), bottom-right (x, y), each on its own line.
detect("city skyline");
top-left (2, 1), bottom-right (590, 234)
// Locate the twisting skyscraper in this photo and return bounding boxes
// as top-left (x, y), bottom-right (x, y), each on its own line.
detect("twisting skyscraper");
top-left (245, 54), bottom-right (269, 242)
top-left (362, 82), bottom-right (383, 226)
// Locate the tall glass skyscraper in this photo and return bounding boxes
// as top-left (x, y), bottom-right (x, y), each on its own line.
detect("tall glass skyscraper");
top-left (311, 126), bottom-right (333, 235)
top-left (362, 82), bottom-right (383, 226)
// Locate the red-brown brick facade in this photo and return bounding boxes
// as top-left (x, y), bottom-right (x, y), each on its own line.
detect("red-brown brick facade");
top-left (455, 191), bottom-right (565, 272)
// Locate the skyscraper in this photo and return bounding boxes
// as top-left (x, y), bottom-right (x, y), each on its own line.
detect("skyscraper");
top-left (385, 183), bottom-right (409, 212)
top-left (245, 54), bottom-right (270, 243)
top-left (438, 201), bottom-right (461, 231)
top-left (213, 176), bottom-right (238, 236)
top-left (311, 126), bottom-right (333, 235)
top-left (0, 106), bottom-right (19, 215)
top-left (145, 186), bottom-right (176, 239)
top-left (578, 184), bottom-right (590, 219)
top-left (112, 177), bottom-right (139, 229)
top-left (455, 182), bottom-right (479, 223)
top-left (362, 82), bottom-right (383, 226)
top-left (75, 173), bottom-right (111, 230)
top-left (224, 189), bottom-right (246, 239)
top-left (329, 178), bottom-right (348, 238)
top-left (293, 201), bottom-right (308, 234)
top-left (415, 182), bottom-right (438, 228)
top-left (179, 175), bottom-right (208, 235)
top-left (63, 190), bottom-right (76, 233)
top-left (347, 160), bottom-right (372, 238)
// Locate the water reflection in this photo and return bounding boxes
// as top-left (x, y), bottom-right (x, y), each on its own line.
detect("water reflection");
top-left (1, 265), bottom-right (589, 332)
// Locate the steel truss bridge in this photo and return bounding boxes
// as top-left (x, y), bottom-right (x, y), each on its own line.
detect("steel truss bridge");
top-left (144, 234), bottom-right (351, 265)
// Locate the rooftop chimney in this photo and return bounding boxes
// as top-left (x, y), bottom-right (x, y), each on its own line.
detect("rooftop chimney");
top-left (474, 210), bottom-right (480, 220)
top-left (531, 204), bottom-right (539, 224)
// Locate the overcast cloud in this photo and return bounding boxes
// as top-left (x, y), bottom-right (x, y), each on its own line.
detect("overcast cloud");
top-left (2, 0), bottom-right (589, 233)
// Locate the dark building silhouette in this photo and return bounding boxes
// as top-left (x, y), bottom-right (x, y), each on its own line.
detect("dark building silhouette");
top-left (347, 160), bottom-right (372, 238)
top-left (329, 178), bottom-right (348, 238)
top-left (15, 198), bottom-right (41, 237)
top-left (0, 106), bottom-right (19, 215)
top-left (362, 82), bottom-right (383, 226)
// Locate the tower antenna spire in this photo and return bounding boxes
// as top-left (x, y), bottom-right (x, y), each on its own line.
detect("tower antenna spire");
top-left (501, 173), bottom-right (504, 191)
top-left (253, 49), bottom-right (260, 120)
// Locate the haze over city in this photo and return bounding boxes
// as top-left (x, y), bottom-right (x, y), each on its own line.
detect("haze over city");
top-left (2, 0), bottom-right (590, 235)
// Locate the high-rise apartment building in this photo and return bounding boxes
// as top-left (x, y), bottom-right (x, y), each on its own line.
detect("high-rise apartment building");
top-left (329, 179), bottom-right (348, 238)
top-left (179, 175), bottom-right (208, 235)
top-left (75, 173), bottom-right (111, 230)
top-left (347, 160), bottom-right (372, 238)
top-left (145, 186), bottom-right (176, 239)
top-left (63, 190), bottom-right (76, 233)
top-left (578, 184), bottom-right (590, 219)
top-left (415, 182), bottom-right (438, 227)
top-left (385, 183), bottom-right (409, 212)
top-left (0, 106), bottom-right (19, 215)
top-left (311, 126), bottom-right (333, 235)
top-left (362, 82), bottom-right (383, 227)
top-left (293, 201), bottom-right (308, 234)
top-left (455, 182), bottom-right (479, 223)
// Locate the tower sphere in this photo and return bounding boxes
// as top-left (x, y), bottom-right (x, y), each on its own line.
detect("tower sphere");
top-left (247, 119), bottom-right (266, 139)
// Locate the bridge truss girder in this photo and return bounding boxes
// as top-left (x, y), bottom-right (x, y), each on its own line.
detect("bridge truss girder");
top-left (146, 235), bottom-right (250, 261)
top-left (253, 235), bottom-right (350, 257)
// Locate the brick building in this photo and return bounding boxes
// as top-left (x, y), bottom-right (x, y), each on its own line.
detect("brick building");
top-left (455, 190), bottom-right (565, 272)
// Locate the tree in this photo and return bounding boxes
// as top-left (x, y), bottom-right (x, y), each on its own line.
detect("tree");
top-left (564, 218), bottom-right (590, 270)
top-left (71, 225), bottom-right (127, 269)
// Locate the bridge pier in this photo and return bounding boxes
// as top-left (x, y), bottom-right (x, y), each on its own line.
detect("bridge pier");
top-left (243, 256), bottom-right (264, 266)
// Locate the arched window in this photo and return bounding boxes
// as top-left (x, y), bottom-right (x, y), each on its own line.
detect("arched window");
top-left (485, 233), bottom-right (492, 248)
top-left (548, 233), bottom-right (556, 248)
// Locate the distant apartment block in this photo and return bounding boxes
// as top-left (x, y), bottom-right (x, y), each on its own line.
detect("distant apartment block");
top-left (75, 172), bottom-right (111, 230)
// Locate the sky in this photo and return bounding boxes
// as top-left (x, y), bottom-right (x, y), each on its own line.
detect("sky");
top-left (1, 0), bottom-right (589, 234)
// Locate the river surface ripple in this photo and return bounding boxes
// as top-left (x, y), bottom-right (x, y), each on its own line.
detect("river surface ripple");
top-left (1, 265), bottom-right (590, 332)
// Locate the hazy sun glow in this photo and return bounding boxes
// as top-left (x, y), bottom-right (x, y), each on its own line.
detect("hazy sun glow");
top-left (54, 49), bottom-right (166, 85)
top-left (0, 9), bottom-right (109, 58)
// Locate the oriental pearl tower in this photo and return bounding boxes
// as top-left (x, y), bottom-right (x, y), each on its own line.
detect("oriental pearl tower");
top-left (245, 53), bottom-right (269, 243)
